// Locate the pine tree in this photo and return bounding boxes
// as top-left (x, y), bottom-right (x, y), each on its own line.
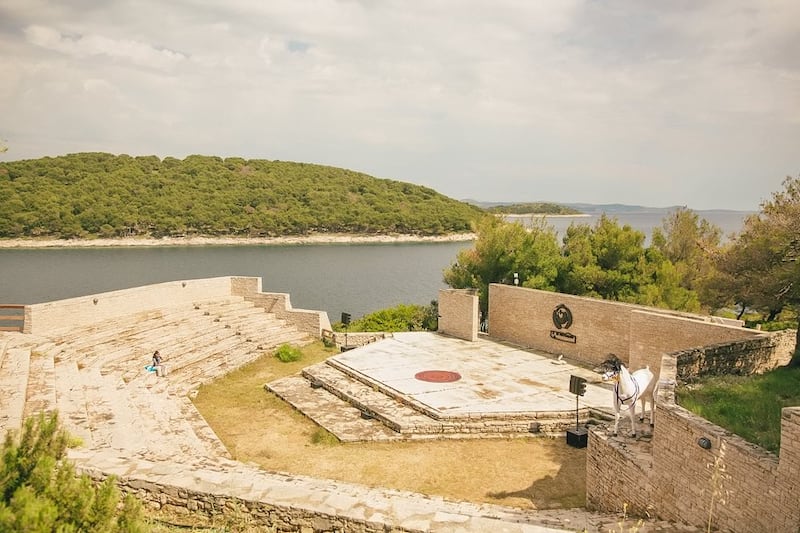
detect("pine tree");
top-left (0, 412), bottom-right (147, 532)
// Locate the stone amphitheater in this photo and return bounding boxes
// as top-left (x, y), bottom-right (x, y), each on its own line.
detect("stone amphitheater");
top-left (0, 277), bottom-right (701, 532)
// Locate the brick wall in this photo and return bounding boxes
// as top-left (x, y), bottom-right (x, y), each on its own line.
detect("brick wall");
top-left (628, 310), bottom-right (757, 373)
top-left (487, 284), bottom-right (631, 366)
top-left (585, 431), bottom-right (654, 518)
top-left (487, 285), bottom-right (759, 369)
top-left (437, 289), bottom-right (479, 341)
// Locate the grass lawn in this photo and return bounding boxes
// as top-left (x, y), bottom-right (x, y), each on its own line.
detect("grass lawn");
top-left (192, 341), bottom-right (586, 511)
top-left (677, 365), bottom-right (800, 453)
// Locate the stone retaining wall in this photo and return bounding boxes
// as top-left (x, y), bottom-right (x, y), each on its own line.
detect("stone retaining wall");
top-left (23, 276), bottom-right (331, 339)
top-left (80, 468), bottom-right (417, 533)
top-left (628, 310), bottom-right (760, 374)
top-left (328, 331), bottom-right (390, 348)
top-left (233, 277), bottom-right (332, 337)
top-left (676, 329), bottom-right (796, 381)
top-left (586, 354), bottom-right (800, 533)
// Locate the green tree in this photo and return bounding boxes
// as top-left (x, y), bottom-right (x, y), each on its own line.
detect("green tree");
top-left (0, 153), bottom-right (481, 239)
top-left (560, 214), bottom-right (648, 302)
top-left (651, 207), bottom-right (722, 295)
top-left (443, 216), bottom-right (562, 317)
top-left (707, 176), bottom-right (800, 365)
top-left (0, 412), bottom-right (146, 532)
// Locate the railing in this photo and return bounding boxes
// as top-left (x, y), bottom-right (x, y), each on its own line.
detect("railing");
top-left (0, 305), bottom-right (25, 332)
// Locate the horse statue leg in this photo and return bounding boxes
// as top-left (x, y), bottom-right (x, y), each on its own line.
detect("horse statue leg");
top-left (627, 401), bottom-right (638, 437)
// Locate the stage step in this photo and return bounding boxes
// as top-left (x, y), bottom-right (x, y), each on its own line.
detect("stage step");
top-left (265, 375), bottom-right (403, 442)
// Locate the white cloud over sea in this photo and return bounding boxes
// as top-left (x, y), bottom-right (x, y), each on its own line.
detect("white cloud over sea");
top-left (1, 0), bottom-right (798, 210)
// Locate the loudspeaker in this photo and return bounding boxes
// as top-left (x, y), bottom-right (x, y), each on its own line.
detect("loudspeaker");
top-left (566, 427), bottom-right (588, 448)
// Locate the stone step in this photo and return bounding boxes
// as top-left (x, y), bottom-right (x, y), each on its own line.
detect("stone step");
top-left (70, 367), bottom-right (219, 461)
top-left (0, 344), bottom-right (31, 434)
top-left (301, 362), bottom-right (437, 434)
top-left (51, 299), bottom-right (283, 373)
top-left (174, 395), bottom-right (231, 459)
top-left (78, 368), bottom-right (150, 453)
top-left (56, 314), bottom-right (191, 363)
top-left (130, 335), bottom-right (253, 385)
top-left (54, 359), bottom-right (95, 447)
top-left (265, 375), bottom-right (403, 442)
top-left (79, 313), bottom-right (251, 373)
top-left (53, 298), bottom-right (249, 352)
top-left (94, 315), bottom-right (308, 388)
top-left (118, 306), bottom-right (287, 359)
top-left (124, 380), bottom-right (221, 461)
top-left (168, 332), bottom-right (312, 394)
top-left (23, 347), bottom-right (57, 420)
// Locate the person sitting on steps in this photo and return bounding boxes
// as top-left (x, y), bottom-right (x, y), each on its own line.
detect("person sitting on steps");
top-left (152, 350), bottom-right (165, 376)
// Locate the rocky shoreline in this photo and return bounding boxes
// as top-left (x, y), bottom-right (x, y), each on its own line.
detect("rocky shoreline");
top-left (0, 233), bottom-right (477, 249)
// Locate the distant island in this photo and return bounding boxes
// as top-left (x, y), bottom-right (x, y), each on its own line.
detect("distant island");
top-left (482, 202), bottom-right (584, 216)
top-left (0, 153), bottom-right (481, 241)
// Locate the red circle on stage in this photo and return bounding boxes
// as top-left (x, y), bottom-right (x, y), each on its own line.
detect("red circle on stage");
top-left (414, 370), bottom-right (462, 383)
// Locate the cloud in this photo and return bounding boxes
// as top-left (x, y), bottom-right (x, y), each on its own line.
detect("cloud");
top-left (0, 0), bottom-right (797, 210)
top-left (23, 24), bottom-right (186, 70)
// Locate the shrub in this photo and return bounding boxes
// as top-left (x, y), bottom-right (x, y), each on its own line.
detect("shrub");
top-left (310, 428), bottom-right (339, 446)
top-left (334, 301), bottom-right (438, 333)
top-left (0, 412), bottom-right (147, 532)
top-left (274, 344), bottom-right (302, 363)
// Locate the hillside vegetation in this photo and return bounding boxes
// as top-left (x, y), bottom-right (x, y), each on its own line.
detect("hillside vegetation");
top-left (0, 153), bottom-right (481, 239)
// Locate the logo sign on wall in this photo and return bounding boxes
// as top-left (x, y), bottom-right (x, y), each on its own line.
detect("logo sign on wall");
top-left (550, 304), bottom-right (576, 343)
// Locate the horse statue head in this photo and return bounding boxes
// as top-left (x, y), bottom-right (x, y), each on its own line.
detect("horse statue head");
top-left (600, 353), bottom-right (623, 382)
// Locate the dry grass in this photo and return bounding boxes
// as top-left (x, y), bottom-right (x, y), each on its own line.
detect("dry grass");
top-left (192, 341), bottom-right (586, 510)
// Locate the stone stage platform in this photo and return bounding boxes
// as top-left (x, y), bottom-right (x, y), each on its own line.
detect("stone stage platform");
top-left (267, 332), bottom-right (619, 442)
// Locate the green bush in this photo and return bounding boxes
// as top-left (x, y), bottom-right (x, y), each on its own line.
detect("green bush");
top-left (334, 301), bottom-right (438, 333)
top-left (274, 344), bottom-right (302, 363)
top-left (0, 412), bottom-right (147, 532)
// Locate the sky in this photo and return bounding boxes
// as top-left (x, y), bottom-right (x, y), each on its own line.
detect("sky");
top-left (1, 1), bottom-right (798, 211)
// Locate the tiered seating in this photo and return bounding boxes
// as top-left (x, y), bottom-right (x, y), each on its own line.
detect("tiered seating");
top-left (22, 344), bottom-right (57, 419)
top-left (3, 295), bottom-right (313, 461)
top-left (0, 339), bottom-right (32, 435)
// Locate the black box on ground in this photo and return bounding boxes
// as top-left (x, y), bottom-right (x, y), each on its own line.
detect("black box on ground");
top-left (566, 427), bottom-right (588, 448)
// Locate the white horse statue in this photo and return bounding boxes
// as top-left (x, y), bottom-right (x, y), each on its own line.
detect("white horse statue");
top-left (601, 354), bottom-right (657, 437)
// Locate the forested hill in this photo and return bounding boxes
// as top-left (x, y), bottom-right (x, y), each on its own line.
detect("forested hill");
top-left (0, 153), bottom-right (482, 239)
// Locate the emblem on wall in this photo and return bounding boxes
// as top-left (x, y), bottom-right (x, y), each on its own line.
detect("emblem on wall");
top-left (550, 304), bottom-right (576, 343)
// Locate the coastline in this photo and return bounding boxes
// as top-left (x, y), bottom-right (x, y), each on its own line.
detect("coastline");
top-left (0, 233), bottom-right (477, 249)
top-left (501, 213), bottom-right (591, 218)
